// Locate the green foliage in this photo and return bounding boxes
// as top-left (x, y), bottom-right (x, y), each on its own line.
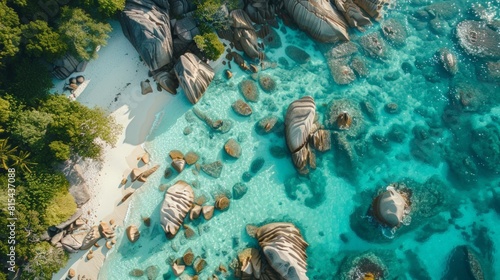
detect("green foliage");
top-left (49, 141), bottom-right (71, 161)
top-left (21, 242), bottom-right (69, 278)
top-left (0, 97), bottom-right (10, 132)
top-left (21, 20), bottom-right (67, 59)
top-left (44, 191), bottom-right (77, 226)
top-left (9, 109), bottom-right (53, 149)
top-left (194, 0), bottom-right (230, 30)
top-left (97, 0), bottom-right (125, 17)
top-left (0, 0), bottom-right (22, 65)
top-left (42, 95), bottom-right (119, 160)
top-left (58, 7), bottom-right (112, 61)
top-left (9, 58), bottom-right (53, 106)
top-left (0, 138), bottom-right (17, 170)
top-left (20, 170), bottom-right (68, 212)
top-left (194, 32), bottom-right (225, 61)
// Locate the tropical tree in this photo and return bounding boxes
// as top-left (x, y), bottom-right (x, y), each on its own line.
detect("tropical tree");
top-left (21, 20), bottom-right (67, 60)
top-left (58, 7), bottom-right (112, 61)
top-left (194, 32), bottom-right (225, 60)
top-left (11, 150), bottom-right (36, 173)
top-left (0, 0), bottom-right (22, 66)
top-left (0, 138), bottom-right (17, 170)
top-left (9, 59), bottom-right (53, 106)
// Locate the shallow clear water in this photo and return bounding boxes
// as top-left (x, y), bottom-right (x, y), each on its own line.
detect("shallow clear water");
top-left (100, 0), bottom-right (500, 279)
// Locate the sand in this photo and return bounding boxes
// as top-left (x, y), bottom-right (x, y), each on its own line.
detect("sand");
top-left (52, 21), bottom-right (175, 280)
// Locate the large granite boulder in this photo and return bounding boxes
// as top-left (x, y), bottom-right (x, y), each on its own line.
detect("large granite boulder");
top-left (174, 53), bottom-right (215, 104)
top-left (60, 224), bottom-right (90, 253)
top-left (230, 10), bottom-right (261, 59)
top-left (160, 180), bottom-right (194, 238)
top-left (371, 187), bottom-right (408, 227)
top-left (121, 0), bottom-right (174, 70)
top-left (249, 223), bottom-right (309, 280)
top-left (285, 96), bottom-right (317, 173)
top-left (51, 53), bottom-right (87, 80)
top-left (168, 0), bottom-right (196, 17)
top-left (174, 16), bottom-right (200, 43)
top-left (334, 0), bottom-right (372, 30)
top-left (284, 0), bottom-right (349, 42)
top-left (80, 225), bottom-right (102, 250)
top-left (353, 0), bottom-right (389, 20)
top-left (245, 0), bottom-right (275, 24)
top-left (456, 20), bottom-right (500, 59)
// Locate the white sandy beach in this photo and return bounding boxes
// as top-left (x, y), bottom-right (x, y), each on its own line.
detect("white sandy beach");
top-left (52, 19), bottom-right (228, 279)
top-left (51, 21), bottom-right (176, 280)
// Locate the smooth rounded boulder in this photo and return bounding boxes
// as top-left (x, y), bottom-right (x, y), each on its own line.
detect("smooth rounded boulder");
top-left (160, 181), bottom-right (194, 238)
top-left (174, 53), bottom-right (215, 104)
top-left (372, 188), bottom-right (408, 227)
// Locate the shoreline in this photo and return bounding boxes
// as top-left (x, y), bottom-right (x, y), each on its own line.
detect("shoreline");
top-left (52, 21), bottom-right (175, 280)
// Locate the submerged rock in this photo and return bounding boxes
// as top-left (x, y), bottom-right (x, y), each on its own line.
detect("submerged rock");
top-left (233, 183), bottom-right (248, 199)
top-left (232, 99), bottom-right (253, 116)
top-left (201, 161), bottom-right (223, 178)
top-left (224, 139), bottom-right (242, 158)
top-left (380, 18), bottom-right (407, 46)
top-left (239, 79), bottom-right (260, 102)
top-left (439, 48), bottom-right (458, 75)
top-left (160, 181), bottom-right (194, 238)
top-left (456, 20), bottom-right (500, 59)
top-left (443, 246), bottom-right (486, 280)
top-left (174, 53), bottom-right (215, 104)
top-left (284, 0), bottom-right (349, 42)
top-left (258, 74), bottom-right (277, 92)
top-left (256, 115), bottom-right (280, 134)
top-left (285, 46), bottom-right (311, 64)
top-left (360, 32), bottom-right (386, 58)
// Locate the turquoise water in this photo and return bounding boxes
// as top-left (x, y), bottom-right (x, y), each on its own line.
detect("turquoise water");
top-left (100, 0), bottom-right (500, 279)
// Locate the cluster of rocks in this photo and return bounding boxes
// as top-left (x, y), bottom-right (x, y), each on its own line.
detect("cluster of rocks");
top-left (285, 96), bottom-right (331, 174)
top-left (128, 265), bottom-right (159, 279)
top-left (121, 0), bottom-right (215, 104)
top-left (45, 212), bottom-right (117, 258)
top-left (52, 53), bottom-right (88, 79)
top-left (234, 222), bottom-right (308, 279)
top-left (167, 248), bottom-right (209, 277)
top-left (64, 75), bottom-right (86, 92)
top-left (159, 180), bottom-right (228, 239)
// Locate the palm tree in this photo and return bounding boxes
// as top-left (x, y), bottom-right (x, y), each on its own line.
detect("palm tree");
top-left (12, 150), bottom-right (37, 173)
top-left (0, 138), bottom-right (17, 170)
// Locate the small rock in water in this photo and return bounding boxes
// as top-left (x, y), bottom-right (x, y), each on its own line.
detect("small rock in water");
top-left (142, 217), bottom-right (151, 227)
top-left (224, 139), bottom-right (242, 158)
top-left (184, 225), bottom-right (196, 239)
top-left (250, 157), bottom-right (265, 173)
top-left (215, 195), bottom-right (230, 211)
top-left (225, 69), bottom-right (233, 79)
top-left (231, 99), bottom-right (252, 116)
top-left (258, 74), bottom-right (277, 92)
top-left (183, 248), bottom-right (195, 266)
top-left (256, 115), bottom-right (279, 134)
top-left (385, 103), bottom-right (399, 114)
top-left (193, 257), bottom-right (207, 273)
top-left (232, 183), bottom-right (248, 199)
top-left (164, 167), bottom-right (173, 179)
top-left (239, 80), bottom-right (259, 102)
top-left (145, 265), bottom-right (159, 280)
top-left (169, 150), bottom-right (184, 160)
top-left (183, 126), bottom-right (192, 135)
top-left (184, 151), bottom-right (199, 165)
top-left (201, 161), bottom-right (223, 178)
top-left (285, 45), bottom-right (311, 64)
top-left (242, 172), bottom-right (252, 182)
top-left (383, 71), bottom-right (401, 81)
top-left (141, 80), bottom-right (153, 95)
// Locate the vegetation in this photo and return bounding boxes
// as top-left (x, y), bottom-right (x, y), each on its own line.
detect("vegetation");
top-left (194, 32), bottom-right (225, 61)
top-left (44, 192), bottom-right (77, 226)
top-left (0, 0), bottom-right (121, 277)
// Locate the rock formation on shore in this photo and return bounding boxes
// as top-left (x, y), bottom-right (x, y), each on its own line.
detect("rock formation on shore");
top-left (284, 0), bottom-right (349, 42)
top-left (174, 53), bottom-right (215, 104)
top-left (238, 222), bottom-right (309, 280)
top-left (160, 180), bottom-right (194, 238)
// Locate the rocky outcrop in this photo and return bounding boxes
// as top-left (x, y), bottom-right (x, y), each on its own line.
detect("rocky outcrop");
top-left (174, 53), bottom-right (215, 104)
top-left (169, 0), bottom-right (196, 17)
top-left (80, 226), bottom-right (102, 250)
top-left (334, 0), bottom-right (372, 30)
top-left (230, 10), bottom-right (261, 59)
top-left (60, 224), bottom-right (90, 253)
top-left (245, 0), bottom-right (275, 24)
top-left (380, 18), bottom-right (407, 46)
top-left (174, 16), bottom-right (199, 43)
top-left (353, 0), bottom-right (390, 20)
top-left (51, 53), bottom-right (87, 80)
top-left (121, 0), bottom-right (174, 71)
top-left (284, 0), bottom-right (349, 42)
top-left (285, 96), bottom-right (317, 174)
top-left (249, 223), bottom-right (309, 280)
top-left (456, 20), bottom-right (500, 59)
top-left (439, 48), bottom-right (458, 75)
top-left (160, 181), bottom-right (194, 238)
top-left (372, 186), bottom-right (408, 227)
